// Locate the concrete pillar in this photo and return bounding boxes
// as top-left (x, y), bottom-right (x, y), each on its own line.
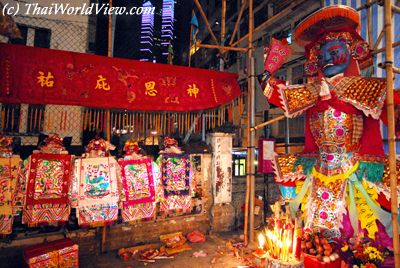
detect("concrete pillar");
top-left (207, 132), bottom-right (235, 232)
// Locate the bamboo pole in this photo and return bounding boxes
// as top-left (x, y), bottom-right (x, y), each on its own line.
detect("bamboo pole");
top-left (244, 0), bottom-right (255, 246)
top-left (221, 0), bottom-right (226, 47)
top-left (229, 0), bottom-right (247, 45)
top-left (393, 5), bottom-right (400, 14)
top-left (197, 43), bottom-right (247, 52)
top-left (373, 28), bottom-right (385, 51)
top-left (356, 0), bottom-right (378, 11)
top-left (373, 40), bottom-right (400, 54)
top-left (251, 115), bottom-right (286, 131)
top-left (189, 10), bottom-right (194, 67)
top-left (194, 0), bottom-right (219, 45)
top-left (384, 1), bottom-right (400, 266)
top-left (367, 0), bottom-right (373, 50)
top-left (231, 0), bottom-right (304, 47)
top-left (102, 0), bottom-right (114, 254)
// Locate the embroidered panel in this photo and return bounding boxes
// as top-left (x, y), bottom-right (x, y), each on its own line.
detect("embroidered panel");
top-left (0, 157), bottom-right (21, 234)
top-left (77, 203), bottom-right (118, 225)
top-left (336, 77), bottom-right (386, 119)
top-left (309, 107), bottom-right (362, 153)
top-left (119, 158), bottom-right (155, 207)
top-left (279, 83), bottom-right (319, 117)
top-left (75, 157), bottom-right (119, 225)
top-left (306, 177), bottom-right (347, 234)
top-left (26, 154), bottom-right (72, 206)
top-left (161, 154), bottom-right (191, 197)
top-left (160, 195), bottom-right (192, 212)
top-left (34, 159), bottom-right (65, 200)
top-left (273, 154), bottom-right (306, 183)
top-left (13, 159), bottom-right (29, 214)
top-left (121, 202), bottom-right (156, 222)
top-left (23, 154), bottom-right (72, 224)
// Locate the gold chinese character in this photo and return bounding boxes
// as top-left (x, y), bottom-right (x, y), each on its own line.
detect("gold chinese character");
top-left (37, 71), bottom-right (54, 87)
top-left (160, 76), bottom-right (177, 87)
top-left (145, 81), bottom-right (158, 96)
top-left (187, 83), bottom-right (199, 98)
top-left (95, 75), bottom-right (111, 91)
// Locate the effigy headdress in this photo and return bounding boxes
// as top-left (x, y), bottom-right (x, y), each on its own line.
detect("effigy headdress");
top-left (123, 139), bottom-right (141, 155)
top-left (293, 5), bottom-right (370, 76)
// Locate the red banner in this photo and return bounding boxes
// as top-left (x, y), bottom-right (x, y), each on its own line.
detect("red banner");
top-left (0, 44), bottom-right (240, 111)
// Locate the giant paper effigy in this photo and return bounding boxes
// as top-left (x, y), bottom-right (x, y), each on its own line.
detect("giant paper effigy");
top-left (261, 5), bottom-right (400, 240)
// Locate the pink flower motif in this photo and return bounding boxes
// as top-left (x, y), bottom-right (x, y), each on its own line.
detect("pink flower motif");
top-left (335, 128), bottom-right (344, 137)
top-left (327, 154), bottom-right (335, 161)
top-left (321, 191), bottom-right (330, 200)
top-left (333, 110), bottom-right (342, 117)
top-left (319, 211), bottom-right (328, 220)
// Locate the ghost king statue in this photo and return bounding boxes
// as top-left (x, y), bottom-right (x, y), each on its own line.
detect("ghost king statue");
top-left (261, 5), bottom-right (399, 241)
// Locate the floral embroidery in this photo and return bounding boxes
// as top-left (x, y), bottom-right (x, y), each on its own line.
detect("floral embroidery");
top-left (34, 159), bottom-right (65, 200)
top-left (161, 155), bottom-right (191, 197)
top-left (84, 163), bottom-right (110, 198)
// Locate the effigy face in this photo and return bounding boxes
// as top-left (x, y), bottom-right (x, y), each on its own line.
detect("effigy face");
top-left (318, 41), bottom-right (350, 77)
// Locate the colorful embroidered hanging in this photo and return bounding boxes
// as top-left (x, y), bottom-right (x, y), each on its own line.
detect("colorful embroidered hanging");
top-left (159, 154), bottom-right (193, 213)
top-left (119, 158), bottom-right (161, 221)
top-left (71, 157), bottom-right (119, 226)
top-left (0, 157), bottom-right (21, 234)
top-left (22, 153), bottom-right (72, 225)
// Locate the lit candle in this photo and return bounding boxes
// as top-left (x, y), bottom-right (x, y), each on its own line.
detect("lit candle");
top-left (258, 233), bottom-right (265, 250)
top-left (255, 233), bottom-right (266, 256)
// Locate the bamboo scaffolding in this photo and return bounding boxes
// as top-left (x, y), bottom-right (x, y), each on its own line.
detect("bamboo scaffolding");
top-left (101, 0), bottom-right (114, 254)
top-left (393, 5), bottom-right (400, 14)
top-left (244, 0), bottom-right (255, 245)
top-left (356, 0), bottom-right (378, 11)
top-left (373, 28), bottom-right (385, 50)
top-left (384, 1), bottom-right (400, 267)
top-left (197, 43), bottom-right (248, 52)
top-left (367, 0), bottom-right (373, 49)
top-left (221, 0), bottom-right (226, 47)
top-left (373, 40), bottom-right (400, 54)
top-left (251, 115), bottom-right (286, 131)
top-left (194, 0), bottom-right (219, 45)
top-left (231, 0), bottom-right (304, 47)
top-left (229, 0), bottom-right (248, 45)
top-left (189, 10), bottom-right (194, 67)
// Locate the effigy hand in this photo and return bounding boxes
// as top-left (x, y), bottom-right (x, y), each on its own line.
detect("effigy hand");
top-left (263, 38), bottom-right (292, 75)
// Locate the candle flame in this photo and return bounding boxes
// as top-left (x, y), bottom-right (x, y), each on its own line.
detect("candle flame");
top-left (258, 233), bottom-right (265, 248)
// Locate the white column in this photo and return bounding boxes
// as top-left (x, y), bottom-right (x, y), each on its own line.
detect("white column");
top-left (207, 132), bottom-right (233, 204)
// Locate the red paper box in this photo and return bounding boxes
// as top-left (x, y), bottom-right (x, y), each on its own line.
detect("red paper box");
top-left (303, 254), bottom-right (341, 268)
top-left (24, 238), bottom-right (79, 268)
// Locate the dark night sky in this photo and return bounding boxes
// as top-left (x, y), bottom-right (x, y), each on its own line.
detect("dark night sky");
top-left (95, 0), bottom-right (193, 66)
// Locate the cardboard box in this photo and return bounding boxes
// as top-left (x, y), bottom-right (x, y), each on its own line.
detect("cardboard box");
top-left (24, 239), bottom-right (78, 268)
